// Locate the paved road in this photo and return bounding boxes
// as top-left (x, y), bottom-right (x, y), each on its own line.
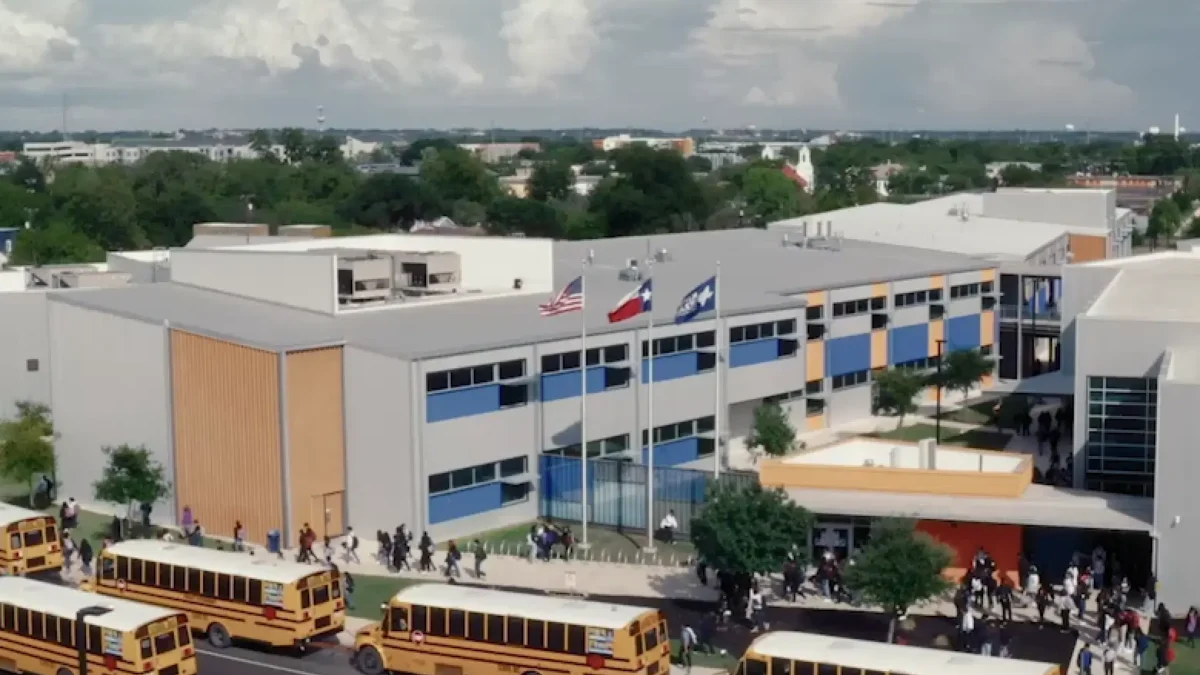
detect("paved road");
top-left (197, 642), bottom-right (356, 675)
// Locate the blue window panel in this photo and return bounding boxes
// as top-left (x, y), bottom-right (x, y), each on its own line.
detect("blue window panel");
top-left (540, 368), bottom-right (607, 402)
top-left (640, 352), bottom-right (699, 383)
top-left (642, 438), bottom-right (701, 467)
top-left (730, 339), bottom-right (779, 368)
top-left (890, 324), bottom-right (928, 365)
top-left (947, 314), bottom-right (981, 352)
top-left (429, 482), bottom-right (503, 524)
top-left (827, 334), bottom-right (871, 377)
top-left (426, 385), bottom-right (500, 423)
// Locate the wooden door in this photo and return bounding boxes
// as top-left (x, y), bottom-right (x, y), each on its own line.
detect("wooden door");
top-left (320, 491), bottom-right (345, 539)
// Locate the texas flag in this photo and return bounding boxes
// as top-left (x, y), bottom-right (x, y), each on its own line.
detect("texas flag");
top-left (607, 279), bottom-right (653, 323)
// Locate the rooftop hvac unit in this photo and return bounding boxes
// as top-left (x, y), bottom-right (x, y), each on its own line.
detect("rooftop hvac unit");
top-left (653, 248), bottom-right (672, 263)
top-left (619, 260), bottom-right (643, 282)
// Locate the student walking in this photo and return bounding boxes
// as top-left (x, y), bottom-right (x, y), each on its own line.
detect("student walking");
top-left (444, 541), bottom-right (462, 578)
top-left (343, 527), bottom-right (361, 564)
top-left (1103, 643), bottom-right (1116, 675)
top-left (1186, 607), bottom-right (1199, 647)
top-left (233, 521), bottom-right (246, 552)
top-left (472, 539), bottom-right (487, 579)
top-left (343, 572), bottom-right (356, 611)
top-left (678, 625), bottom-right (697, 674)
top-left (1077, 644), bottom-right (1094, 675)
top-left (79, 539), bottom-right (94, 576)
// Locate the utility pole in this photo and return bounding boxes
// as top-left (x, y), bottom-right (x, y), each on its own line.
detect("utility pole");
top-left (934, 339), bottom-right (947, 444)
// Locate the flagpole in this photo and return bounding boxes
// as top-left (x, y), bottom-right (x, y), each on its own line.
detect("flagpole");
top-left (713, 261), bottom-right (722, 479)
top-left (646, 267), bottom-right (656, 551)
top-left (579, 263), bottom-right (590, 548)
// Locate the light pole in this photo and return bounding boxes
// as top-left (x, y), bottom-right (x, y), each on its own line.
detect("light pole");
top-left (934, 339), bottom-right (947, 444)
top-left (77, 606), bottom-right (112, 675)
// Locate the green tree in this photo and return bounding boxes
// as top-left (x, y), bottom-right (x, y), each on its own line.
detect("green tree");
top-left (930, 349), bottom-right (993, 403)
top-left (486, 196), bottom-right (564, 238)
top-left (9, 159), bottom-right (46, 192)
top-left (873, 368), bottom-right (925, 425)
top-left (279, 127), bottom-right (308, 163)
top-left (528, 163), bottom-right (574, 202)
top-left (0, 181), bottom-right (50, 230)
top-left (339, 173), bottom-right (440, 230)
top-left (0, 402), bottom-right (56, 506)
top-left (8, 219), bottom-right (105, 265)
top-left (742, 166), bottom-right (803, 224)
top-left (1148, 197), bottom-right (1183, 249)
top-left (50, 165), bottom-right (145, 250)
top-left (307, 136), bottom-right (344, 165)
top-left (93, 444), bottom-right (172, 531)
top-left (691, 482), bottom-right (812, 593)
top-left (686, 155), bottom-right (714, 172)
top-left (589, 145), bottom-right (708, 237)
top-left (399, 138), bottom-right (458, 165)
top-left (845, 519), bottom-right (953, 643)
top-left (420, 148), bottom-right (500, 207)
top-left (247, 129), bottom-right (274, 157)
top-left (745, 402), bottom-right (796, 458)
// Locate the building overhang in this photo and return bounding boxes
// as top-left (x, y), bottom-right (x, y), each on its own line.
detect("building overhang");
top-left (783, 483), bottom-right (1153, 532)
top-left (988, 371), bottom-right (1075, 397)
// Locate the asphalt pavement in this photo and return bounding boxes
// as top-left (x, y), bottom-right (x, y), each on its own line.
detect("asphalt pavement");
top-left (197, 642), bottom-right (357, 675)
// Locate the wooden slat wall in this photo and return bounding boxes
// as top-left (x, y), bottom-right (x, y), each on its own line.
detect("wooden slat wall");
top-left (285, 347), bottom-right (347, 542)
top-left (171, 330), bottom-right (283, 544)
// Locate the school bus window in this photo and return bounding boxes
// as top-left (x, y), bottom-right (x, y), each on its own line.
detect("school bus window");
top-left (388, 607), bottom-right (409, 633)
top-left (178, 625), bottom-right (191, 647)
top-left (31, 611), bottom-right (44, 640)
top-left (201, 571), bottom-right (216, 597)
top-left (506, 616), bottom-right (524, 646)
top-left (331, 579), bottom-right (342, 600)
top-left (643, 625), bottom-right (659, 651)
top-left (300, 589), bottom-right (312, 609)
top-left (156, 629), bottom-right (177, 654)
top-left (45, 614), bottom-right (59, 643)
top-left (527, 619), bottom-right (545, 649)
top-left (59, 617), bottom-right (74, 647)
top-left (131, 558), bottom-right (144, 582)
top-left (816, 665), bottom-right (837, 675)
top-left (215, 574), bottom-right (229, 599)
top-left (141, 638), bottom-right (154, 659)
top-left (429, 608), bottom-right (447, 637)
top-left (411, 605), bottom-right (427, 633)
top-left (16, 608), bottom-right (29, 635)
top-left (547, 622), bottom-right (565, 651)
top-left (117, 556), bottom-right (130, 580)
top-left (745, 658), bottom-right (767, 675)
top-left (486, 614), bottom-right (505, 644)
top-left (146, 562), bottom-right (159, 586)
top-left (8, 533), bottom-right (19, 548)
top-left (772, 658), bottom-right (793, 674)
top-left (23, 529), bottom-right (43, 547)
top-left (248, 579), bottom-right (263, 605)
top-left (187, 568), bottom-right (200, 593)
top-left (233, 576), bottom-right (248, 602)
top-left (466, 612), bottom-right (484, 640)
top-left (87, 625), bottom-right (102, 655)
top-left (792, 661), bottom-right (815, 675)
top-left (45, 523), bottom-right (57, 540)
top-left (566, 624), bottom-right (586, 655)
top-left (448, 610), bottom-right (465, 638)
top-left (312, 584), bottom-right (330, 605)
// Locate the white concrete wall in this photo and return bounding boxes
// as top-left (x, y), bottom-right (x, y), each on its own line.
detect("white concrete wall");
top-left (0, 291), bottom-right (51, 418)
top-left (47, 301), bottom-right (174, 519)
top-left (169, 250), bottom-right (336, 314)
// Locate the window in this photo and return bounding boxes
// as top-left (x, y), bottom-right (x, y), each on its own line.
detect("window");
top-left (929, 288), bottom-right (943, 302)
top-left (547, 622), bottom-right (566, 651)
top-left (695, 331), bottom-right (715, 349)
top-left (832, 299), bottom-right (870, 317)
top-left (450, 468), bottom-right (474, 489)
top-left (233, 577), bottom-right (248, 602)
top-left (527, 620), bottom-right (545, 649)
top-left (744, 660), bottom-right (768, 675)
top-left (816, 665), bottom-right (837, 675)
top-left (831, 370), bottom-right (870, 391)
top-left (45, 615), bottom-right (58, 643)
top-left (499, 383), bottom-right (529, 408)
top-left (26, 359), bottom-right (39, 372)
top-left (129, 559), bottom-right (144, 583)
top-left (541, 354), bottom-right (561, 373)
top-left (506, 617), bottom-right (524, 646)
top-left (772, 658), bottom-right (793, 675)
top-left (312, 585), bottom-right (330, 605)
top-left (604, 344), bottom-right (629, 363)
top-left (15, 609), bottom-right (29, 637)
top-left (449, 368), bottom-right (471, 388)
top-left (605, 367), bottom-right (632, 389)
top-left (498, 360), bottom-right (525, 380)
top-left (501, 483), bottom-right (530, 505)
top-left (300, 590), bottom-right (312, 609)
top-left (870, 297), bottom-right (885, 311)
top-left (429, 608), bottom-right (447, 637)
top-left (929, 304), bottom-right (945, 320)
top-left (187, 569), bottom-right (201, 593)
top-left (475, 463), bottom-right (497, 484)
top-left (730, 320), bottom-right (793, 345)
top-left (805, 379), bottom-right (823, 395)
top-left (586, 349), bottom-right (601, 366)
top-left (448, 610), bottom-right (466, 637)
top-left (23, 530), bottom-right (43, 547)
top-left (561, 351), bottom-right (581, 370)
top-left (87, 625), bottom-right (102, 656)
top-left (116, 557), bottom-right (130, 580)
top-left (486, 615), bottom-right (505, 644)
top-left (806, 305), bottom-right (824, 321)
top-left (155, 631), bottom-right (177, 655)
top-left (472, 365), bottom-right (495, 385)
top-left (778, 319), bottom-right (797, 335)
top-left (467, 612), bottom-right (485, 640)
top-left (697, 351), bottom-right (716, 372)
top-left (981, 280), bottom-right (994, 294)
top-left (1, 604), bottom-right (13, 630)
top-left (411, 605), bottom-right (427, 633)
top-left (426, 371), bottom-right (449, 392)
top-left (794, 663), bottom-right (816, 675)
top-left (499, 456), bottom-right (527, 477)
top-left (567, 625), bottom-right (586, 655)
top-left (806, 398), bottom-right (825, 416)
top-left (428, 473), bottom-right (451, 494)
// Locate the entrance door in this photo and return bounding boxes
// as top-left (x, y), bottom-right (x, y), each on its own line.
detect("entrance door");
top-left (312, 492), bottom-right (345, 540)
top-left (812, 524), bottom-right (851, 561)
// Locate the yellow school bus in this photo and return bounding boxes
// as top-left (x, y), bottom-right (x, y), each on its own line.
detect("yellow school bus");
top-left (0, 502), bottom-right (63, 576)
top-left (0, 576), bottom-right (197, 675)
top-left (91, 539), bottom-right (345, 651)
top-left (739, 631), bottom-right (1063, 675)
top-left (353, 584), bottom-right (670, 675)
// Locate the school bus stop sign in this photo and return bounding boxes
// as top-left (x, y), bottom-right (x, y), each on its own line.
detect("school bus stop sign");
top-left (412, 631), bottom-right (425, 644)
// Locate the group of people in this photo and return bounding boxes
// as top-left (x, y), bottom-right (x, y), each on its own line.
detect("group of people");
top-left (56, 497), bottom-right (95, 576)
top-left (374, 526), bottom-right (489, 580)
top-left (526, 521), bottom-right (575, 562)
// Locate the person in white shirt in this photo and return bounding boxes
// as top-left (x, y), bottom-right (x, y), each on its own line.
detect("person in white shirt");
top-left (343, 527), bottom-right (361, 564)
top-left (1026, 565), bottom-right (1041, 597)
top-left (660, 510), bottom-right (679, 543)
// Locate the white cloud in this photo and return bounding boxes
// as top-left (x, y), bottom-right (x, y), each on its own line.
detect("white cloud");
top-left (0, 2), bottom-right (80, 74)
top-left (500, 0), bottom-right (599, 92)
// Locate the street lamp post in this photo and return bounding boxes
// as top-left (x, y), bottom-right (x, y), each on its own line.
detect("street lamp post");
top-left (934, 339), bottom-right (947, 444)
top-left (76, 606), bottom-right (112, 675)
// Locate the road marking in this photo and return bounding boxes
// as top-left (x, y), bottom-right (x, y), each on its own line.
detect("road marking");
top-left (196, 649), bottom-right (337, 674)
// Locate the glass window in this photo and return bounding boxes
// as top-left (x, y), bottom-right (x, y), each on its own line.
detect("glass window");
top-left (475, 462), bottom-right (497, 484)
top-left (130, 558), bottom-right (144, 583)
top-left (547, 622), bottom-right (566, 651)
top-left (466, 612), bottom-right (485, 640)
top-left (486, 614), bottom-right (505, 644)
top-left (428, 473), bottom-right (451, 494)
top-left (506, 617), bottom-right (524, 646)
top-left (772, 658), bottom-right (794, 675)
top-left (730, 326), bottom-right (745, 343)
top-left (233, 576), bottom-right (248, 602)
top-left (426, 372), bottom-right (449, 392)
top-left (562, 351), bottom-right (582, 370)
top-left (450, 468), bottom-right (475, 489)
top-left (816, 665), bottom-right (837, 675)
top-left (411, 605), bottom-right (427, 633)
top-left (449, 368), bottom-right (472, 388)
top-left (312, 585), bottom-right (330, 605)
top-left (248, 579), bottom-right (263, 605)
top-left (643, 625), bottom-right (659, 650)
top-left (870, 297), bottom-right (885, 311)
top-left (499, 456), bottom-right (527, 477)
top-left (604, 344), bottom-right (628, 363)
top-left (806, 306), bottom-right (823, 321)
top-left (527, 619), bottom-right (545, 649)
top-left (116, 556), bottom-right (130, 580)
top-left (499, 384), bottom-right (529, 407)
top-left (155, 631), bottom-right (177, 655)
top-left (541, 354), bottom-right (560, 373)
top-left (448, 610), bottom-right (466, 637)
top-left (586, 349), bottom-right (602, 366)
top-left (429, 608), bottom-right (447, 636)
top-left (300, 589), bottom-right (312, 609)
top-left (498, 360), bottom-right (525, 380)
top-left (697, 416), bottom-right (715, 434)
top-left (745, 658), bottom-right (767, 675)
top-left (778, 319), bottom-right (797, 335)
top-left (677, 334), bottom-right (694, 352)
top-left (745, 324), bottom-right (760, 341)
top-left (567, 624), bottom-right (587, 655)
top-left (696, 331), bottom-right (715, 348)
top-left (388, 607), bottom-right (409, 633)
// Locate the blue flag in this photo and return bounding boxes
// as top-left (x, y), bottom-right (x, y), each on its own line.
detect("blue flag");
top-left (674, 277), bottom-right (717, 324)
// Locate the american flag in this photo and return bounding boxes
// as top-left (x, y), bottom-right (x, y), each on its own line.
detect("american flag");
top-left (539, 276), bottom-right (584, 316)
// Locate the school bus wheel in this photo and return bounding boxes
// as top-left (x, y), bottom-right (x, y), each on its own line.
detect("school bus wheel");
top-left (207, 622), bottom-right (232, 649)
top-left (355, 645), bottom-right (385, 675)
top-left (56, 668), bottom-right (73, 675)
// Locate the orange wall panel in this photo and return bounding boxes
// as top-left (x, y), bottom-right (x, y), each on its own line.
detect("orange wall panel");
top-left (980, 268), bottom-right (997, 284)
top-left (870, 330), bottom-right (888, 369)
top-left (980, 310), bottom-right (995, 347)
top-left (871, 283), bottom-right (888, 298)
top-left (806, 414), bottom-right (826, 431)
top-left (1069, 234), bottom-right (1108, 262)
top-left (171, 331), bottom-right (283, 545)
top-left (917, 520), bottom-right (1023, 583)
top-left (806, 340), bottom-right (825, 380)
top-left (929, 275), bottom-right (946, 291)
top-left (286, 348), bottom-right (348, 542)
top-left (806, 291), bottom-right (827, 308)
top-left (928, 319), bottom-right (944, 357)
top-left (759, 451), bottom-right (1032, 499)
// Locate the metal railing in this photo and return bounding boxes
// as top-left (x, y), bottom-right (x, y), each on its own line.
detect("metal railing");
top-left (997, 304), bottom-right (1061, 322)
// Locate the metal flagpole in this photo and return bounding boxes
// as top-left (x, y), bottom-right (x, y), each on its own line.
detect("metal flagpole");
top-left (579, 263), bottom-right (590, 547)
top-left (713, 261), bottom-right (722, 479)
top-left (645, 263), bottom-right (656, 550)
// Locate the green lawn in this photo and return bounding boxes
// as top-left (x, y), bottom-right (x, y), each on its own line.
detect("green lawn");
top-left (669, 638), bottom-right (737, 671)
top-left (1141, 637), bottom-right (1200, 674)
top-left (346, 576), bottom-right (424, 620)
top-left (939, 396), bottom-right (1032, 429)
top-left (463, 521), bottom-right (695, 566)
top-left (870, 423), bottom-right (1012, 450)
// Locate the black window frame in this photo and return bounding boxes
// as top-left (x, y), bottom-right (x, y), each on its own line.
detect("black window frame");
top-left (567, 624), bottom-right (587, 655)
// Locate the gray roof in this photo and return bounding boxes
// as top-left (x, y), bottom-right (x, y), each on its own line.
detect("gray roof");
top-left (52, 230), bottom-right (990, 361)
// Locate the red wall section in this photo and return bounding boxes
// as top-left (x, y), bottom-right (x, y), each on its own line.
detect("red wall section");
top-left (916, 520), bottom-right (1023, 583)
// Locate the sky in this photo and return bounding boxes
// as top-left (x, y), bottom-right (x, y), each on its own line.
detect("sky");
top-left (0, 0), bottom-right (1191, 132)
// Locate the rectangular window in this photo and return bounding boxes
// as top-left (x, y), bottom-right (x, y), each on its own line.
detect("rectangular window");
top-left (676, 334), bottom-right (694, 352)
top-left (541, 354), bottom-right (560, 373)
top-left (60, 618), bottom-right (74, 648)
top-left (501, 483), bottom-right (531, 505)
top-left (605, 367), bottom-right (632, 389)
top-left (411, 605), bottom-right (428, 633)
top-left (561, 351), bottom-right (581, 370)
top-left (498, 360), bottom-right (525, 380)
top-left (30, 611), bottom-right (44, 640)
top-left (744, 324), bottom-right (760, 341)
top-left (567, 624), bottom-right (587, 655)
top-left (586, 348), bottom-right (601, 366)
top-left (499, 384), bottom-right (529, 408)
top-left (697, 351), bottom-right (716, 372)
top-left (805, 379), bottom-right (823, 395)
top-left (697, 416), bottom-right (715, 434)
top-left (87, 625), bottom-right (102, 655)
top-left (45, 614), bottom-right (58, 643)
top-left (248, 579), bottom-right (263, 605)
top-left (486, 614), bottom-right (505, 643)
top-left (429, 608), bottom-right (447, 637)
top-left (117, 557), bottom-right (130, 580)
top-left (448, 610), bottom-right (466, 637)
top-left (449, 368), bottom-right (471, 388)
top-left (777, 319), bottom-right (797, 335)
top-left (806, 306), bottom-right (823, 321)
top-left (233, 577), bottom-right (248, 602)
top-left (466, 612), bottom-right (485, 640)
top-left (475, 462), bottom-right (497, 484)
top-left (772, 658), bottom-right (793, 675)
top-left (730, 326), bottom-right (745, 343)
top-left (499, 456), bottom-right (526, 477)
top-left (301, 590), bottom-right (311, 609)
top-left (428, 473), bottom-right (451, 495)
top-left (696, 331), bottom-right (715, 349)
top-left (450, 468), bottom-right (474, 489)
top-left (604, 344), bottom-right (628, 363)
top-left (131, 558), bottom-right (144, 583)
top-left (929, 288), bottom-right (943, 302)
top-left (816, 665), bottom-right (838, 675)
top-left (187, 569), bottom-right (201, 593)
top-left (527, 619), bottom-right (545, 649)
top-left (547, 622), bottom-right (566, 651)
top-left (870, 297), bottom-right (885, 311)
top-left (506, 617), bottom-right (525, 646)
